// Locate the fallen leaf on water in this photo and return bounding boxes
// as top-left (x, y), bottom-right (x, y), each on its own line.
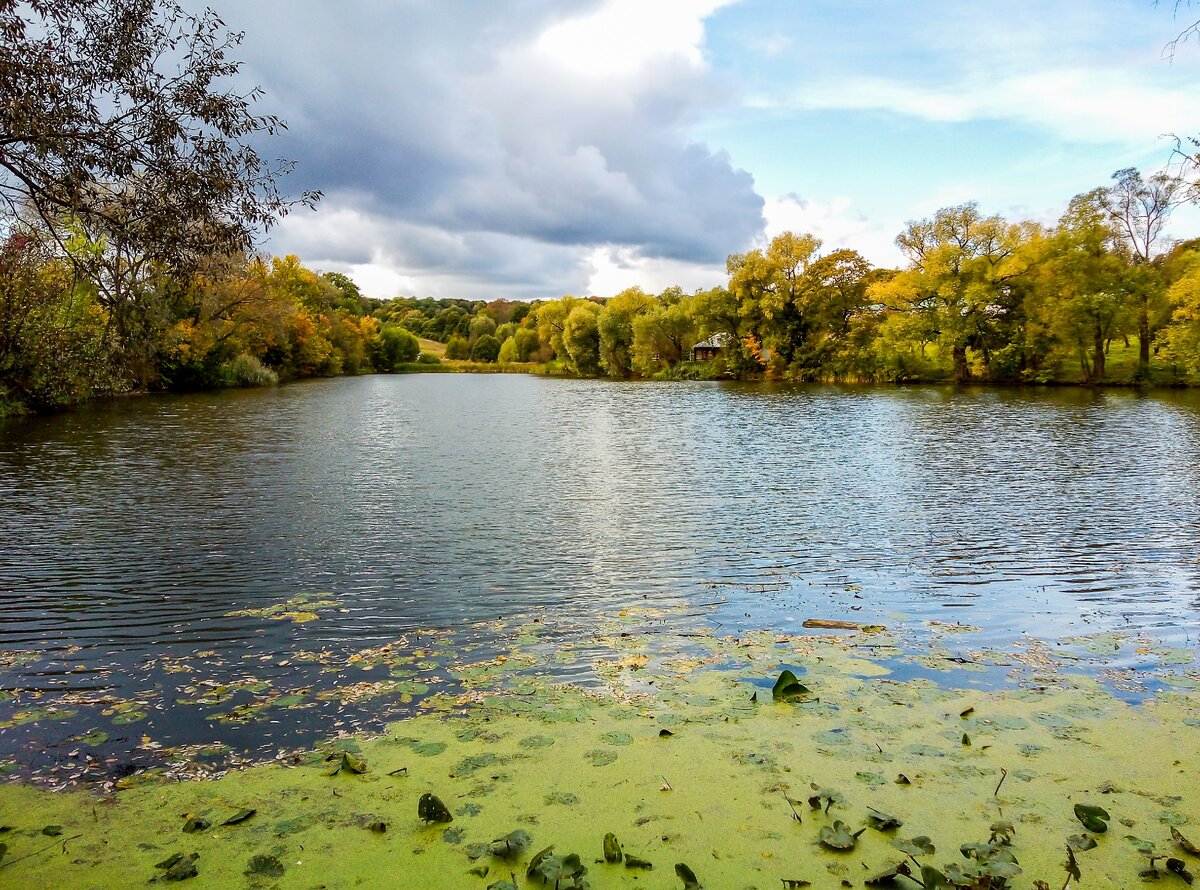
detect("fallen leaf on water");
top-left (418, 792), bottom-right (453, 824)
top-left (222, 809), bottom-right (256, 826)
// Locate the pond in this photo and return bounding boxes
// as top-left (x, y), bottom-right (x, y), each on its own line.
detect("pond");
top-left (1, 374), bottom-right (1199, 779)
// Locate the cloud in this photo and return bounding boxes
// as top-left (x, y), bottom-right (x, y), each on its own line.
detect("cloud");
top-left (763, 194), bottom-right (901, 268)
top-left (777, 68), bottom-right (1200, 146)
top-left (583, 246), bottom-right (726, 297)
top-left (204, 0), bottom-right (762, 298)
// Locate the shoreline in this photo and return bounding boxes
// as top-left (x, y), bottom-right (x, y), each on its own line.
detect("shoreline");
top-left (5, 368), bottom-right (1199, 424)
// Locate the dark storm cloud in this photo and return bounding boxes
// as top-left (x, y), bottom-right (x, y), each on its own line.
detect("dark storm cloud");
top-left (200, 0), bottom-right (764, 293)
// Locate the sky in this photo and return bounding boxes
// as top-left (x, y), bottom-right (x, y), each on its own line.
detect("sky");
top-left (208, 0), bottom-right (1200, 300)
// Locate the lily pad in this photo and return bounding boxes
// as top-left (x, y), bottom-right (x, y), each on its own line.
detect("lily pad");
top-left (418, 793), bottom-right (453, 824)
top-left (864, 862), bottom-right (912, 885)
top-left (819, 819), bottom-right (862, 851)
top-left (584, 749), bottom-right (617, 767)
top-left (489, 830), bottom-right (531, 859)
top-left (772, 669), bottom-right (810, 702)
top-left (222, 809), bottom-right (256, 826)
top-left (603, 833), bottom-right (623, 863)
top-left (675, 861), bottom-right (701, 888)
top-left (158, 852), bottom-right (199, 881)
top-left (1068, 833), bottom-right (1097, 851)
top-left (527, 846), bottom-right (587, 884)
top-left (866, 808), bottom-right (903, 831)
top-left (892, 835), bottom-right (936, 857)
top-left (1074, 803), bottom-right (1111, 833)
top-left (244, 854), bottom-right (285, 878)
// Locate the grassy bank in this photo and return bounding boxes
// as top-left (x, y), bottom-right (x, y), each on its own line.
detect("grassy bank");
top-left (0, 615), bottom-right (1196, 888)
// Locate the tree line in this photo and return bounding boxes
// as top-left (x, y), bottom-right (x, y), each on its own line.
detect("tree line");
top-left (5, 166), bottom-right (1200, 415)
top-left (4, 2), bottom-right (1200, 416)
top-left (387, 166), bottom-right (1200, 387)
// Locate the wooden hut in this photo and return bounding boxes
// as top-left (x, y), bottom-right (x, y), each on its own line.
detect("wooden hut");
top-left (691, 333), bottom-right (729, 362)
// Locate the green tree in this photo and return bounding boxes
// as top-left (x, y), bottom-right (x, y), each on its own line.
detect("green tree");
top-left (1098, 167), bottom-right (1187, 379)
top-left (497, 337), bottom-right (519, 363)
top-left (375, 326), bottom-right (420, 370)
top-left (471, 333), bottom-right (501, 362)
top-left (873, 203), bottom-right (1033, 383)
top-left (631, 300), bottom-right (697, 375)
top-left (469, 313), bottom-right (497, 343)
top-left (1032, 193), bottom-right (1134, 384)
top-left (598, 286), bottom-right (655, 378)
top-left (513, 327), bottom-right (541, 362)
top-left (444, 335), bottom-right (470, 360)
top-left (563, 302), bottom-right (603, 375)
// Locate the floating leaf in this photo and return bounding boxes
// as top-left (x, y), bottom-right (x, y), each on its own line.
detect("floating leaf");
top-left (920, 865), bottom-right (949, 889)
top-left (1068, 833), bottom-right (1097, 851)
top-left (864, 861), bottom-right (912, 885)
top-left (603, 833), bottom-right (623, 863)
top-left (418, 793), bottom-right (453, 824)
top-left (155, 853), bottom-right (185, 870)
top-left (866, 808), bottom-right (903, 831)
top-left (388, 767), bottom-right (408, 777)
top-left (222, 809), bottom-right (256, 826)
top-left (181, 816), bottom-right (210, 834)
top-left (489, 830), bottom-right (531, 859)
top-left (781, 881), bottom-right (812, 889)
top-left (675, 862), bottom-right (701, 888)
top-left (895, 774), bottom-right (911, 786)
top-left (625, 855), bottom-right (653, 869)
top-left (244, 854), bottom-right (285, 878)
top-left (989, 820), bottom-right (1014, 845)
top-left (527, 848), bottom-right (586, 884)
top-left (1074, 803), bottom-right (1111, 833)
top-left (807, 785), bottom-right (844, 813)
top-left (41, 825), bottom-right (62, 837)
top-left (892, 836), bottom-right (936, 858)
top-left (1175, 828), bottom-right (1200, 856)
top-left (772, 670), bottom-right (810, 702)
top-left (818, 820), bottom-right (862, 851)
top-left (159, 852), bottom-right (199, 882)
top-left (1168, 859), bottom-right (1196, 884)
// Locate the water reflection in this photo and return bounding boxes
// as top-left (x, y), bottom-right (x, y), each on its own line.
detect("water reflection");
top-left (1, 376), bottom-right (1199, 761)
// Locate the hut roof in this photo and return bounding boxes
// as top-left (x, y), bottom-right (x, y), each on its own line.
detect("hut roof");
top-left (692, 332), bottom-right (730, 350)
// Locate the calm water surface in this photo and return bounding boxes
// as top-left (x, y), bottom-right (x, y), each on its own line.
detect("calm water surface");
top-left (1, 375), bottom-right (1199, 774)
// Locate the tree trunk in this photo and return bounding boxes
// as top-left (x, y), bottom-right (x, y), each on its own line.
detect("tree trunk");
top-left (1137, 295), bottom-right (1151, 380)
top-left (1091, 326), bottom-right (1106, 385)
top-left (952, 344), bottom-right (969, 384)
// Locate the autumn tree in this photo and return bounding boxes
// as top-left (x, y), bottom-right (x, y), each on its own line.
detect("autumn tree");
top-left (873, 203), bottom-right (1032, 383)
